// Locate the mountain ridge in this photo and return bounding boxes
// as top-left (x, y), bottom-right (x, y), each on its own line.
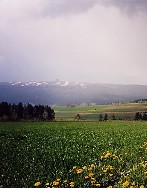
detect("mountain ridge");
top-left (0, 81), bottom-right (147, 105)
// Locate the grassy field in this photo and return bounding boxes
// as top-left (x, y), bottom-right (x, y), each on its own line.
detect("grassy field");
top-left (53, 103), bottom-right (147, 121)
top-left (0, 121), bottom-right (147, 187)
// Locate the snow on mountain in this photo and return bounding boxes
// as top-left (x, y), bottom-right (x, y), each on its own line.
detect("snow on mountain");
top-left (8, 81), bottom-right (88, 87)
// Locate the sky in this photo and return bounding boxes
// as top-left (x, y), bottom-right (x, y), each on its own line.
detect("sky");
top-left (0, 0), bottom-right (147, 85)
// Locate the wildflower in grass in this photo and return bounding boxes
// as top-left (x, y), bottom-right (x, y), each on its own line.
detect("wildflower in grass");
top-left (56, 178), bottom-right (61, 182)
top-left (132, 166), bottom-right (136, 171)
top-left (103, 152), bottom-right (111, 159)
top-left (91, 181), bottom-right (96, 185)
top-left (103, 169), bottom-right (107, 173)
top-left (88, 167), bottom-right (93, 171)
top-left (107, 186), bottom-right (113, 188)
top-left (91, 178), bottom-right (96, 181)
top-left (122, 180), bottom-right (129, 187)
top-left (95, 184), bottom-right (101, 187)
top-left (91, 164), bottom-right (95, 168)
top-left (76, 168), bottom-right (83, 174)
top-left (82, 166), bottom-right (87, 170)
top-left (53, 181), bottom-right (59, 186)
top-left (139, 162), bottom-right (147, 168)
top-left (108, 165), bottom-right (113, 170)
top-left (34, 182), bottom-right (41, 186)
top-left (63, 180), bottom-right (68, 183)
top-left (89, 173), bottom-right (94, 177)
top-left (73, 166), bottom-right (77, 170)
top-left (109, 173), bottom-right (113, 177)
top-left (70, 182), bottom-right (74, 187)
top-left (131, 182), bottom-right (135, 186)
top-left (85, 176), bottom-right (89, 179)
top-left (140, 185), bottom-right (144, 188)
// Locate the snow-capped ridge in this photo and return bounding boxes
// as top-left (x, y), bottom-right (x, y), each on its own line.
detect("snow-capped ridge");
top-left (9, 80), bottom-right (89, 87)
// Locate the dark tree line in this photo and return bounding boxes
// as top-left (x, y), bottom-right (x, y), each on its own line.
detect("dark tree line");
top-left (0, 102), bottom-right (55, 121)
top-left (135, 112), bottom-right (147, 121)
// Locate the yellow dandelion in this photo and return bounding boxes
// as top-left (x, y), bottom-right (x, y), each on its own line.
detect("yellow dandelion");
top-left (45, 183), bottom-right (50, 186)
top-left (34, 182), bottom-right (41, 187)
top-left (88, 167), bottom-right (93, 171)
top-left (82, 166), bottom-right (87, 170)
top-left (85, 176), bottom-right (89, 179)
top-left (139, 162), bottom-right (146, 168)
top-left (131, 182), bottom-right (135, 186)
top-left (95, 184), bottom-right (101, 187)
top-left (107, 186), bottom-right (113, 188)
top-left (70, 182), bottom-right (74, 187)
top-left (76, 169), bottom-right (83, 174)
top-left (103, 169), bottom-right (107, 173)
top-left (63, 180), bottom-right (68, 183)
top-left (132, 166), bottom-right (136, 171)
top-left (91, 178), bottom-right (96, 181)
top-left (122, 180), bottom-right (129, 187)
top-left (53, 181), bottom-right (59, 186)
top-left (140, 186), bottom-right (144, 188)
top-left (91, 164), bottom-right (95, 168)
top-left (89, 173), bottom-right (94, 177)
top-left (73, 166), bottom-right (77, 169)
top-left (104, 152), bottom-right (111, 159)
top-left (109, 173), bottom-right (113, 177)
top-left (56, 178), bottom-right (61, 182)
top-left (108, 165), bottom-right (113, 170)
top-left (91, 181), bottom-right (95, 185)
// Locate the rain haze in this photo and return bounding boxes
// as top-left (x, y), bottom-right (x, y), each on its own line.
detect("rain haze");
top-left (0, 0), bottom-right (147, 85)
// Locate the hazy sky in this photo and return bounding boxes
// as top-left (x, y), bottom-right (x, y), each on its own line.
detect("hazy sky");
top-left (0, 0), bottom-right (147, 84)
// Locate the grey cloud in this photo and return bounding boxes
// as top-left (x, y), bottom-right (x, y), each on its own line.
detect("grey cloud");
top-left (100, 0), bottom-right (147, 15)
top-left (41, 0), bottom-right (147, 18)
top-left (39, 0), bottom-right (98, 18)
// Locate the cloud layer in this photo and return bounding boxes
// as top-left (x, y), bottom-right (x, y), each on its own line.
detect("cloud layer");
top-left (0, 0), bottom-right (147, 84)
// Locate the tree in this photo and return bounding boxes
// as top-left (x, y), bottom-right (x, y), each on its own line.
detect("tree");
top-left (16, 102), bottom-right (24, 119)
top-left (46, 106), bottom-right (55, 120)
top-left (99, 114), bottom-right (103, 121)
top-left (0, 101), bottom-right (55, 121)
top-left (74, 114), bottom-right (80, 121)
top-left (142, 112), bottom-right (147, 120)
top-left (135, 112), bottom-right (142, 120)
top-left (0, 102), bottom-right (11, 120)
top-left (104, 113), bottom-right (108, 121)
top-left (112, 115), bottom-right (116, 120)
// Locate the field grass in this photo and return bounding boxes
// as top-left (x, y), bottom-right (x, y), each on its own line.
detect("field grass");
top-left (0, 121), bottom-right (147, 188)
top-left (53, 103), bottom-right (147, 121)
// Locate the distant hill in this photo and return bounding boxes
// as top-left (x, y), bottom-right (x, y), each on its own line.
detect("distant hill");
top-left (0, 81), bottom-right (147, 105)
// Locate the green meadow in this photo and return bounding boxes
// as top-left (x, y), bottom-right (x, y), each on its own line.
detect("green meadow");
top-left (53, 103), bottom-right (147, 121)
top-left (0, 121), bottom-right (147, 187)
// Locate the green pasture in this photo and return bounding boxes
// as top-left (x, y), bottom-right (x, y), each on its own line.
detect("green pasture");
top-left (53, 103), bottom-right (147, 121)
top-left (0, 121), bottom-right (147, 187)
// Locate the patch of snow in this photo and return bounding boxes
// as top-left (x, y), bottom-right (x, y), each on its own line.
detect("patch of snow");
top-left (61, 81), bottom-right (69, 87)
